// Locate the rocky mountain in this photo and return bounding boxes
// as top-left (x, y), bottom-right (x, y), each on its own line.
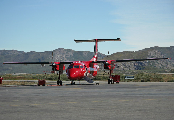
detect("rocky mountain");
top-left (0, 46), bottom-right (174, 74)
top-left (0, 48), bottom-right (105, 74)
top-left (103, 46), bottom-right (174, 72)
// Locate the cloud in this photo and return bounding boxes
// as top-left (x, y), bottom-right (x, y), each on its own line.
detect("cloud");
top-left (108, 0), bottom-right (174, 51)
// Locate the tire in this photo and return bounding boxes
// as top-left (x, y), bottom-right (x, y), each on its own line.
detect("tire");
top-left (60, 81), bottom-right (62, 86)
top-left (108, 79), bottom-right (110, 84)
top-left (112, 80), bottom-right (114, 84)
top-left (57, 80), bottom-right (60, 85)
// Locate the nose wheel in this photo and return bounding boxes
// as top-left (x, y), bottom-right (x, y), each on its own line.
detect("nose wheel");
top-left (71, 80), bottom-right (75, 85)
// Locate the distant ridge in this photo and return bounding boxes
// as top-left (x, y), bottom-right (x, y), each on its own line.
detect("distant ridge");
top-left (0, 48), bottom-right (105, 74)
top-left (0, 46), bottom-right (173, 74)
top-left (103, 46), bottom-right (174, 72)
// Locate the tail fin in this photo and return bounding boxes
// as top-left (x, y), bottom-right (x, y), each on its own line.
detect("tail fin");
top-left (74, 38), bottom-right (121, 61)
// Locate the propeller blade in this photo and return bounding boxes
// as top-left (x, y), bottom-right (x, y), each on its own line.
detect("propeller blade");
top-left (52, 51), bottom-right (53, 60)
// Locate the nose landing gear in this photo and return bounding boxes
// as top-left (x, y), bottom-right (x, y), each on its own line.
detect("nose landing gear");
top-left (70, 80), bottom-right (75, 85)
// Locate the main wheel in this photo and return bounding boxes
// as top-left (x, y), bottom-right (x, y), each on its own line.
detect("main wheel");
top-left (112, 79), bottom-right (114, 84)
top-left (108, 79), bottom-right (110, 84)
top-left (57, 80), bottom-right (60, 85)
top-left (60, 80), bottom-right (62, 86)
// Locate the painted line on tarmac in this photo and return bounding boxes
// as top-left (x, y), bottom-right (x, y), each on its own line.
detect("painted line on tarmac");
top-left (11, 105), bottom-right (20, 107)
top-left (67, 102), bottom-right (77, 104)
top-left (145, 99), bottom-right (156, 101)
top-left (30, 104), bottom-right (40, 106)
top-left (119, 100), bottom-right (130, 102)
top-left (48, 103), bottom-right (58, 105)
top-left (66, 88), bottom-right (82, 90)
top-left (92, 101), bottom-right (100, 103)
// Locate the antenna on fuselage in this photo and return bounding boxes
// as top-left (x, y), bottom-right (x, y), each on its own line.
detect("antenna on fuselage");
top-left (107, 51), bottom-right (109, 57)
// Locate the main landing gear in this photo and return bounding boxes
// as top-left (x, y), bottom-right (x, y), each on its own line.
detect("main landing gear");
top-left (108, 78), bottom-right (114, 84)
top-left (57, 80), bottom-right (62, 86)
top-left (108, 70), bottom-right (113, 84)
top-left (57, 71), bottom-right (62, 86)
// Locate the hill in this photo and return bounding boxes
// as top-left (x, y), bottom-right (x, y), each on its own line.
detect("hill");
top-left (0, 48), bottom-right (105, 74)
top-left (1, 46), bottom-right (174, 74)
top-left (103, 46), bottom-right (174, 73)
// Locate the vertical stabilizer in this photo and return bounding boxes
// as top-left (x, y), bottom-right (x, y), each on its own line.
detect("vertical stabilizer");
top-left (91, 39), bottom-right (98, 62)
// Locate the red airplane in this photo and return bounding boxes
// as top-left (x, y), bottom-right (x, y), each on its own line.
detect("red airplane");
top-left (3, 38), bottom-right (170, 85)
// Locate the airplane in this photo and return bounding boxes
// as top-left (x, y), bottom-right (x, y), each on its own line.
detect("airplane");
top-left (3, 38), bottom-right (170, 85)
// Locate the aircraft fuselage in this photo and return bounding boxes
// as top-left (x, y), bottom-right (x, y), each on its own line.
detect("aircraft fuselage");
top-left (66, 61), bottom-right (98, 80)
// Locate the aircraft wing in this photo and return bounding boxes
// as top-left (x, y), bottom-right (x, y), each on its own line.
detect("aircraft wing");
top-left (3, 62), bottom-right (51, 64)
top-left (93, 58), bottom-right (170, 63)
top-left (3, 61), bottom-right (73, 65)
top-left (115, 58), bottom-right (170, 63)
top-left (3, 61), bottom-right (73, 73)
top-left (3, 58), bottom-right (170, 65)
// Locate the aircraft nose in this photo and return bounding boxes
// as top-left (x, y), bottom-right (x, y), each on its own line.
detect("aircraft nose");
top-left (68, 69), bottom-right (79, 80)
top-left (69, 73), bottom-right (76, 78)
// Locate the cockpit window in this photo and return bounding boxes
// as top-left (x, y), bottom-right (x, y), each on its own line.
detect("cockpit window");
top-left (68, 65), bottom-right (83, 69)
top-left (80, 66), bottom-right (83, 68)
top-left (74, 65), bottom-right (79, 68)
top-left (68, 65), bottom-right (73, 69)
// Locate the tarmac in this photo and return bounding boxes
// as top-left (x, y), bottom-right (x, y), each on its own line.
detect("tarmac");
top-left (0, 81), bottom-right (174, 120)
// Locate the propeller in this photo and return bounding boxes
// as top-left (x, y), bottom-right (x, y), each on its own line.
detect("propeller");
top-left (52, 51), bottom-right (53, 60)
top-left (103, 70), bottom-right (107, 76)
top-left (50, 63), bottom-right (57, 74)
top-left (50, 51), bottom-right (56, 73)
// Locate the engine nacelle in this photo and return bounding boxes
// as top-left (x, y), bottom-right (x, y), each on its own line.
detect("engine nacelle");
top-left (52, 62), bottom-right (65, 71)
top-left (104, 60), bottom-right (115, 70)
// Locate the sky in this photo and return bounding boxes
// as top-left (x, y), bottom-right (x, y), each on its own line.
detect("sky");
top-left (0, 0), bottom-right (174, 55)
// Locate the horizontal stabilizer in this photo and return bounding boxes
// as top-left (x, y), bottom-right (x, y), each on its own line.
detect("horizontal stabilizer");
top-left (74, 38), bottom-right (121, 43)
